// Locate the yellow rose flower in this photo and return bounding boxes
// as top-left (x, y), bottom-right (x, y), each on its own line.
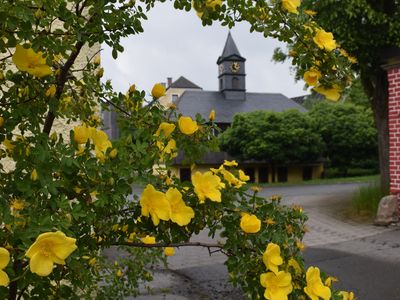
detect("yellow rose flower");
top-left (303, 68), bottom-right (322, 86)
top-left (304, 266), bottom-right (331, 300)
top-left (151, 83), bottom-right (166, 98)
top-left (141, 235), bottom-right (156, 244)
top-left (116, 269), bottom-right (123, 277)
top-left (240, 213), bottom-right (261, 233)
top-left (166, 187), bottom-right (195, 226)
top-left (263, 243), bottom-right (283, 274)
top-left (155, 122), bottom-right (176, 138)
top-left (73, 125), bottom-right (91, 144)
top-left (209, 109), bottom-right (215, 121)
top-left (45, 85), bottom-right (57, 97)
top-left (340, 291), bottom-right (355, 300)
top-left (91, 129), bottom-right (112, 153)
top-left (0, 247), bottom-right (10, 287)
top-left (140, 184), bottom-right (171, 226)
top-left (281, 0), bottom-right (301, 14)
top-left (313, 85), bottom-right (341, 101)
top-left (164, 247), bottom-right (175, 256)
top-left (31, 169), bottom-right (38, 181)
top-left (260, 271), bottom-right (293, 300)
top-left (12, 45), bottom-right (52, 77)
top-left (238, 170), bottom-right (250, 181)
top-left (25, 231), bottom-right (77, 277)
top-left (313, 29), bottom-right (337, 51)
top-left (192, 171), bottom-right (223, 203)
top-left (96, 67), bottom-right (104, 78)
top-left (178, 116), bottom-right (199, 135)
top-left (93, 55), bottom-right (101, 65)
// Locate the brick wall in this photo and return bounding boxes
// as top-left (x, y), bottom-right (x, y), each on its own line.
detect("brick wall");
top-left (388, 66), bottom-right (400, 194)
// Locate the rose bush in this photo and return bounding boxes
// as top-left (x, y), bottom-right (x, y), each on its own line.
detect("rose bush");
top-left (0, 0), bottom-right (355, 299)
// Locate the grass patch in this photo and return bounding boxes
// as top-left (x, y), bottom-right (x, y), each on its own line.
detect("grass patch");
top-left (351, 180), bottom-right (387, 216)
top-left (254, 174), bottom-right (379, 187)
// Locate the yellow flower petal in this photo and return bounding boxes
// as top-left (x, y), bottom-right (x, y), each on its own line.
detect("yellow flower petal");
top-left (140, 184), bottom-right (171, 226)
top-left (0, 248), bottom-right (10, 269)
top-left (166, 188), bottom-right (195, 226)
top-left (29, 252), bottom-right (54, 276)
top-left (0, 270), bottom-right (9, 287)
top-left (263, 243), bottom-right (283, 274)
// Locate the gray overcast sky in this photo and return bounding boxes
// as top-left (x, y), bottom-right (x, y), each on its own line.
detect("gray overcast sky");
top-left (102, 2), bottom-right (308, 98)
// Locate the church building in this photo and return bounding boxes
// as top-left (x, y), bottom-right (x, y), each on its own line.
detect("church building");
top-left (161, 32), bottom-right (324, 183)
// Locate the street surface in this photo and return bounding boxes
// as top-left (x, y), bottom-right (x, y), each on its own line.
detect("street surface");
top-left (124, 183), bottom-right (399, 300)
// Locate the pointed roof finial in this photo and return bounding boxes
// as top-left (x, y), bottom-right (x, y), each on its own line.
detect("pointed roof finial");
top-left (217, 32), bottom-right (245, 64)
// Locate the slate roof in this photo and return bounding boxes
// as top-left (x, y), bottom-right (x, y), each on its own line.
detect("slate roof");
top-left (175, 90), bottom-right (307, 123)
top-left (217, 32), bottom-right (245, 64)
top-left (168, 76), bottom-right (202, 90)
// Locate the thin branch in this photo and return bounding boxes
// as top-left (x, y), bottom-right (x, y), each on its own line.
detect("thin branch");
top-left (111, 241), bottom-right (224, 249)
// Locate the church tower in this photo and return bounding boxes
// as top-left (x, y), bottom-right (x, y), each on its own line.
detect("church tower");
top-left (217, 32), bottom-right (246, 100)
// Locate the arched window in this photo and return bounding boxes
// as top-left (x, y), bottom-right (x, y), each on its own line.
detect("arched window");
top-left (219, 78), bottom-right (223, 90)
top-left (232, 77), bottom-right (239, 89)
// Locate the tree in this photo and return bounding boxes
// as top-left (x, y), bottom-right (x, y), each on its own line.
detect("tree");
top-left (309, 102), bottom-right (379, 176)
top-left (0, 1), bottom-right (354, 299)
top-left (219, 110), bottom-right (324, 181)
top-left (276, 0), bottom-right (400, 191)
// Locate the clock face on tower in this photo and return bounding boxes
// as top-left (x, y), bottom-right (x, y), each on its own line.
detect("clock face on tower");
top-left (230, 62), bottom-right (240, 73)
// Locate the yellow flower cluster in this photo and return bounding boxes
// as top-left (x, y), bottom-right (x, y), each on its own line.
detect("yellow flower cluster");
top-left (140, 185), bottom-right (195, 226)
top-left (313, 85), bottom-right (341, 101)
top-left (73, 125), bottom-right (114, 160)
top-left (210, 161), bottom-right (249, 189)
top-left (12, 45), bottom-right (52, 77)
top-left (260, 243), bottom-right (293, 299)
top-left (303, 68), bottom-right (322, 87)
top-left (313, 29), bottom-right (337, 51)
top-left (155, 122), bottom-right (178, 159)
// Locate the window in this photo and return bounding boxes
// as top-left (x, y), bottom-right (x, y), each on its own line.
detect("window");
top-left (180, 168), bottom-right (191, 182)
top-left (219, 78), bottom-right (223, 90)
top-left (232, 77), bottom-right (239, 89)
top-left (172, 94), bottom-right (178, 102)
